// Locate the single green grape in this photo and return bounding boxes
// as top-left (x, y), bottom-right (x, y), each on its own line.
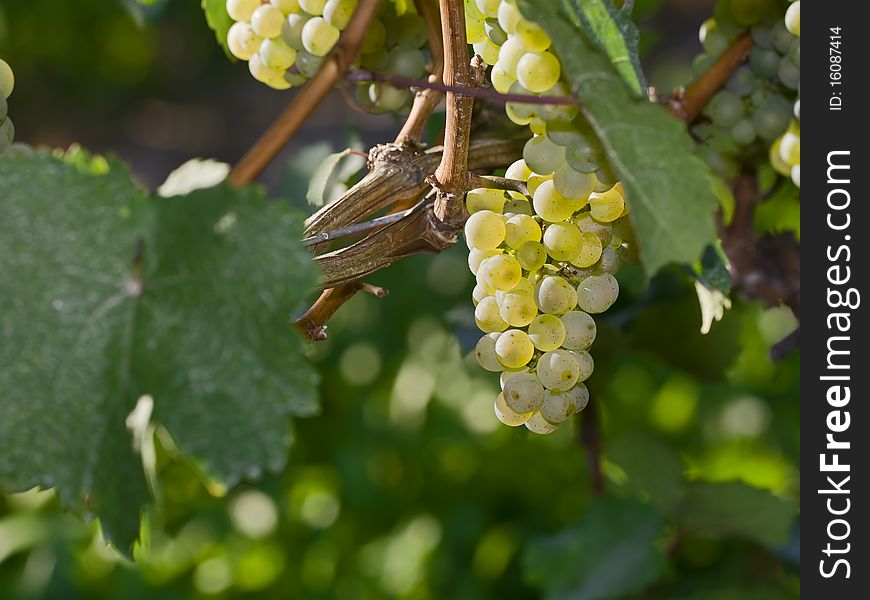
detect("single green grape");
top-left (536, 349), bottom-right (580, 392)
top-left (528, 314), bottom-right (567, 352)
top-left (535, 276), bottom-right (578, 315)
top-left (302, 17), bottom-right (341, 57)
top-left (465, 209), bottom-right (506, 251)
top-left (494, 392), bottom-right (532, 426)
top-left (251, 4), bottom-right (285, 38)
top-left (226, 0), bottom-right (260, 22)
top-left (502, 371), bottom-right (545, 412)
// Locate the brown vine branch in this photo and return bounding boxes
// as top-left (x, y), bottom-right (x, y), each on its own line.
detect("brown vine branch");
top-left (229, 0), bottom-right (381, 186)
top-left (669, 33), bottom-right (753, 123)
top-left (467, 173), bottom-right (530, 197)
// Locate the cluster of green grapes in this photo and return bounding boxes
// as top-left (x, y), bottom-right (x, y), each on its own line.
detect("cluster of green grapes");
top-left (770, 1), bottom-right (800, 187)
top-left (225, 0), bottom-right (429, 112)
top-left (692, 0), bottom-right (799, 181)
top-left (1, 58), bottom-right (15, 154)
top-left (463, 0), bottom-right (636, 434)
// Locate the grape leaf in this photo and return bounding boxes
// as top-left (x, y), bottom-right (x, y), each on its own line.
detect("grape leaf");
top-left (677, 482), bottom-right (797, 547)
top-left (609, 432), bottom-right (684, 512)
top-left (524, 498), bottom-right (665, 600)
top-left (202, 0), bottom-right (233, 56)
top-left (0, 153), bottom-right (319, 552)
top-left (519, 0), bottom-right (718, 276)
top-left (563, 0), bottom-right (648, 97)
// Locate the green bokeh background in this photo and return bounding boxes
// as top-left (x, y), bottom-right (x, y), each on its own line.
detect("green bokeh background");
top-left (0, 1), bottom-right (799, 598)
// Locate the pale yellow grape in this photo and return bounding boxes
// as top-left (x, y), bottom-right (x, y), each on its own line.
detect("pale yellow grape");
top-left (472, 282), bottom-right (493, 305)
top-left (475, 332), bottom-right (504, 372)
top-left (504, 214), bottom-right (541, 248)
top-left (252, 5), bottom-right (285, 38)
top-left (553, 163), bottom-right (596, 202)
top-left (228, 22), bottom-right (264, 60)
top-left (599, 247), bottom-right (621, 273)
top-left (576, 212), bottom-right (613, 245)
top-left (479, 254), bottom-right (523, 291)
top-left (227, 0), bottom-right (260, 22)
top-left (785, 1), bottom-right (800, 37)
top-left (466, 17), bottom-right (486, 44)
top-left (495, 393), bottom-right (532, 426)
top-left (791, 164), bottom-right (800, 187)
top-left (497, 37), bottom-right (526, 77)
top-left (505, 103), bottom-right (535, 126)
top-left (577, 273), bottom-right (619, 314)
top-left (500, 367), bottom-right (529, 389)
top-left (779, 131), bottom-right (800, 165)
top-left (497, 276), bottom-right (534, 298)
top-left (540, 389), bottom-right (575, 424)
top-left (570, 350), bottom-right (595, 382)
top-left (299, 0), bottom-right (327, 15)
top-left (502, 372), bottom-right (545, 412)
top-left (473, 39), bottom-right (502, 65)
top-left (769, 137), bottom-right (791, 176)
top-left (475, 0), bottom-right (500, 18)
top-left (0, 59), bottom-right (12, 100)
top-left (533, 180), bottom-right (576, 223)
top-left (249, 54), bottom-right (289, 87)
top-left (517, 241), bottom-right (548, 271)
top-left (536, 349), bottom-right (580, 391)
top-left (515, 19), bottom-right (551, 52)
top-left (524, 411), bottom-right (559, 434)
top-left (465, 209), bottom-right (506, 251)
top-left (496, 330), bottom-right (535, 369)
top-left (505, 159), bottom-right (531, 182)
top-left (535, 276), bottom-right (577, 315)
top-left (497, 1), bottom-right (522, 34)
top-left (272, 0), bottom-right (301, 14)
top-left (516, 51), bottom-right (560, 93)
top-left (302, 17), bottom-right (341, 56)
top-left (588, 184), bottom-right (625, 223)
top-left (528, 314), bottom-right (566, 351)
top-left (475, 296), bottom-right (509, 332)
top-left (324, 0), bottom-right (357, 30)
top-left (259, 38), bottom-right (297, 70)
top-left (543, 222), bottom-right (581, 257)
top-left (529, 119), bottom-right (546, 135)
top-left (491, 66), bottom-right (515, 93)
top-left (570, 232), bottom-right (603, 268)
top-left (497, 292), bottom-right (537, 327)
top-left (560, 310), bottom-right (596, 350)
top-left (504, 198), bottom-right (534, 216)
top-left (468, 248), bottom-right (502, 274)
top-left (569, 384), bottom-right (590, 412)
top-left (466, 188), bottom-right (506, 214)
top-left (526, 172), bottom-right (551, 195)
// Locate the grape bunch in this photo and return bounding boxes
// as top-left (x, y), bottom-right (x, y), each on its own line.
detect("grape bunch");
top-left (225, 0), bottom-right (429, 112)
top-left (1, 58), bottom-right (15, 154)
top-left (691, 0), bottom-right (800, 181)
top-left (463, 0), bottom-right (636, 434)
top-left (770, 2), bottom-right (800, 187)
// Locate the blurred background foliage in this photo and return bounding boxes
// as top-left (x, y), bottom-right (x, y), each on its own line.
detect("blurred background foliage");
top-left (0, 0), bottom-right (799, 598)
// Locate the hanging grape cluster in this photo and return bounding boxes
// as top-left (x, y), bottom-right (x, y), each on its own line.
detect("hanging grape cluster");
top-left (224, 0), bottom-right (429, 112)
top-left (463, 0), bottom-right (637, 434)
top-left (770, 1), bottom-right (799, 187)
top-left (692, 0), bottom-right (800, 183)
top-left (0, 58), bottom-right (15, 155)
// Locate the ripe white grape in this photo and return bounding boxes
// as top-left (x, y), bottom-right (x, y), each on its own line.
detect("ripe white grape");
top-left (588, 184), bottom-right (625, 223)
top-left (516, 241), bottom-right (548, 272)
top-left (302, 17), bottom-right (341, 57)
top-left (249, 54), bottom-right (290, 88)
top-left (504, 214), bottom-right (541, 248)
top-left (466, 188), bottom-right (507, 214)
top-left (283, 14), bottom-right (310, 50)
top-left (785, 1), bottom-right (800, 37)
top-left (475, 296), bottom-right (509, 333)
top-left (226, 0), bottom-right (260, 22)
top-left (516, 51), bottom-right (560, 93)
top-left (524, 411), bottom-right (559, 434)
top-left (528, 314), bottom-right (566, 351)
top-left (473, 38), bottom-right (502, 65)
top-left (497, 37), bottom-right (526, 77)
top-left (570, 349), bottom-right (594, 382)
top-left (570, 232), bottom-right (603, 268)
top-left (526, 172), bottom-right (551, 196)
top-left (497, 291), bottom-right (538, 327)
top-left (553, 163), bottom-right (596, 202)
top-left (515, 19), bottom-right (551, 52)
top-left (523, 135), bottom-right (565, 175)
top-left (495, 329), bottom-right (536, 368)
top-left (497, 1), bottom-right (522, 34)
top-left (576, 273), bottom-right (619, 314)
top-left (535, 276), bottom-right (577, 315)
top-left (491, 66), bottom-right (515, 94)
top-left (560, 311), bottom-right (596, 350)
top-left (468, 248), bottom-right (502, 274)
top-left (251, 5), bottom-right (285, 39)
top-left (296, 50), bottom-right (325, 77)
top-left (323, 0), bottom-right (357, 30)
top-left (536, 349), bottom-right (580, 391)
top-left (576, 212), bottom-right (613, 245)
top-left (475, 0), bottom-right (500, 18)
top-left (465, 209), bottom-right (506, 251)
top-left (540, 389), bottom-right (575, 424)
top-left (543, 222), bottom-right (581, 261)
top-left (472, 282), bottom-right (494, 305)
top-left (272, 0), bottom-right (301, 14)
top-left (779, 131), bottom-right (800, 165)
top-left (259, 38), bottom-right (297, 70)
top-left (599, 246), bottom-right (621, 274)
top-left (479, 254), bottom-right (522, 291)
top-left (500, 367), bottom-right (529, 389)
top-left (533, 180), bottom-right (576, 223)
top-left (228, 22), bottom-right (264, 60)
top-left (497, 276), bottom-right (534, 298)
top-left (299, 0), bottom-right (327, 15)
top-left (791, 164), bottom-right (800, 187)
top-left (502, 372), bottom-right (545, 412)
top-left (569, 383), bottom-right (590, 413)
top-left (505, 158), bottom-right (531, 182)
top-left (475, 332), bottom-right (504, 372)
top-left (495, 393), bottom-right (532, 426)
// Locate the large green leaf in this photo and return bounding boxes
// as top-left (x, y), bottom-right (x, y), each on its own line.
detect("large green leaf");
top-left (524, 498), bottom-right (666, 600)
top-left (0, 153), bottom-right (319, 552)
top-left (202, 0), bottom-right (233, 56)
top-left (563, 0), bottom-right (648, 97)
top-left (677, 482), bottom-right (797, 547)
top-left (519, 0), bottom-right (718, 276)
